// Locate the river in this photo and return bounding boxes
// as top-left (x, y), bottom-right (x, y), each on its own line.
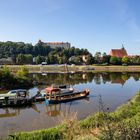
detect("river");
top-left (0, 72), bottom-right (140, 138)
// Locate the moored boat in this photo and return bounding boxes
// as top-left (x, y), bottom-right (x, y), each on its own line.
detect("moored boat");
top-left (0, 90), bottom-right (33, 107)
top-left (45, 88), bottom-right (90, 104)
top-left (34, 86), bottom-right (74, 102)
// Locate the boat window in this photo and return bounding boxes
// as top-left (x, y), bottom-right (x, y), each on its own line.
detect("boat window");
top-left (10, 91), bottom-right (17, 94)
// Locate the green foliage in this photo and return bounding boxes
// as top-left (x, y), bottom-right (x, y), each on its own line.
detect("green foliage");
top-left (0, 66), bottom-right (16, 89)
top-left (7, 126), bottom-right (62, 140)
top-left (94, 52), bottom-right (101, 64)
top-left (35, 55), bottom-right (45, 64)
top-left (85, 55), bottom-right (94, 65)
top-left (17, 54), bottom-right (33, 64)
top-left (2, 41), bottom-right (140, 66)
top-left (69, 56), bottom-right (82, 65)
top-left (0, 65), bottom-right (32, 89)
top-left (16, 66), bottom-right (33, 88)
top-left (130, 56), bottom-right (140, 65)
top-left (16, 66), bottom-right (29, 79)
top-left (122, 56), bottom-right (130, 65)
top-left (110, 56), bottom-right (122, 65)
top-left (0, 41), bottom-right (91, 65)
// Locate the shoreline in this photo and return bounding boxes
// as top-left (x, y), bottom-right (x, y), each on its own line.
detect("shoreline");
top-left (6, 92), bottom-right (140, 140)
top-left (6, 65), bottom-right (140, 73)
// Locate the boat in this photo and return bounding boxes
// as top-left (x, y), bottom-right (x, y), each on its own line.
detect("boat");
top-left (0, 90), bottom-right (33, 107)
top-left (34, 86), bottom-right (74, 102)
top-left (45, 87), bottom-right (90, 104)
top-left (5, 89), bottom-right (28, 96)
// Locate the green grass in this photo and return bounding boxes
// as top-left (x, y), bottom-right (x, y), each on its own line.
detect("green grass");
top-left (7, 126), bottom-right (63, 140)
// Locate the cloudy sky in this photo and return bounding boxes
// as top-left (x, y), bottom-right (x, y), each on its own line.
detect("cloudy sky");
top-left (0, 0), bottom-right (140, 55)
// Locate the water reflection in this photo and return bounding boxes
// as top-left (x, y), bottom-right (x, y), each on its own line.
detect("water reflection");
top-left (1, 72), bottom-right (140, 137)
top-left (31, 72), bottom-right (140, 86)
top-left (0, 108), bottom-right (19, 118)
top-left (46, 104), bottom-right (61, 117)
top-left (0, 97), bottom-right (90, 119)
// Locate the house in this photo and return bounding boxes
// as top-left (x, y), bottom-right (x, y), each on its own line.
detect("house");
top-left (82, 55), bottom-right (88, 63)
top-left (109, 47), bottom-right (128, 58)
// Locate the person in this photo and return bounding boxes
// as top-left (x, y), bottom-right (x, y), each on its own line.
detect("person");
top-left (16, 91), bottom-right (20, 97)
top-left (36, 91), bottom-right (41, 97)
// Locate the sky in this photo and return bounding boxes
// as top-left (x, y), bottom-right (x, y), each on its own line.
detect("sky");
top-left (0, 0), bottom-right (140, 55)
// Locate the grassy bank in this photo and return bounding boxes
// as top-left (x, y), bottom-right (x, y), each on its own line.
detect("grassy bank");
top-left (7, 92), bottom-right (140, 140)
top-left (7, 65), bottom-right (140, 73)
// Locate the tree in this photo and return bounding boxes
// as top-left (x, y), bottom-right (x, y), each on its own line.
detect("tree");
top-left (86, 55), bottom-right (94, 65)
top-left (0, 65), bottom-right (15, 88)
top-left (122, 56), bottom-right (130, 65)
top-left (35, 55), bottom-right (42, 64)
top-left (16, 54), bottom-right (26, 64)
top-left (110, 57), bottom-right (121, 65)
top-left (94, 52), bottom-right (101, 64)
top-left (130, 56), bottom-right (140, 65)
top-left (16, 66), bottom-right (29, 79)
top-left (16, 54), bottom-right (33, 64)
top-left (101, 53), bottom-right (110, 64)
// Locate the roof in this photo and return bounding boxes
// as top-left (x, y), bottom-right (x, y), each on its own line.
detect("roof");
top-left (110, 48), bottom-right (127, 58)
top-left (46, 87), bottom-right (60, 92)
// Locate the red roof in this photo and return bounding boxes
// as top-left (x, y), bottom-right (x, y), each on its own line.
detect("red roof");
top-left (46, 87), bottom-right (60, 92)
top-left (47, 42), bottom-right (65, 45)
top-left (110, 48), bottom-right (127, 58)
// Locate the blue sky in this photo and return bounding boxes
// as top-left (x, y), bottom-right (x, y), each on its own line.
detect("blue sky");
top-left (0, 0), bottom-right (140, 55)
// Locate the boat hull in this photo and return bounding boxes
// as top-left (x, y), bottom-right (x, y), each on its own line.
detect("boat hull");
top-left (46, 90), bottom-right (89, 104)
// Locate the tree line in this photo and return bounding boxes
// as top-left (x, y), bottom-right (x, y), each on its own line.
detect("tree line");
top-left (0, 41), bottom-right (92, 65)
top-left (1, 41), bottom-right (140, 65)
top-left (94, 52), bottom-right (140, 65)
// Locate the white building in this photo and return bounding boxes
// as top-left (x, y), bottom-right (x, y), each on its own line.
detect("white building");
top-left (46, 42), bottom-right (70, 49)
top-left (38, 40), bottom-right (71, 49)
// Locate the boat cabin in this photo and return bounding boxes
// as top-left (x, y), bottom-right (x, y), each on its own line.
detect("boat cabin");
top-left (46, 87), bottom-right (61, 100)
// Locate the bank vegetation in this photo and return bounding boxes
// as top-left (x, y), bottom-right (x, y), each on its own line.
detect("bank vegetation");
top-left (0, 66), bottom-right (33, 90)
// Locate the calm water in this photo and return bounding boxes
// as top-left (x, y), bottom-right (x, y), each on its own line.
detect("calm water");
top-left (0, 72), bottom-right (140, 137)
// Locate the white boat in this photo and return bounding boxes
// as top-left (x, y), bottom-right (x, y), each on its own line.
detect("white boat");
top-left (0, 89), bottom-right (32, 107)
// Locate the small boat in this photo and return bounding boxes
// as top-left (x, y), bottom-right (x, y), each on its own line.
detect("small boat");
top-left (6, 89), bottom-right (28, 96)
top-left (45, 87), bottom-right (90, 104)
top-left (34, 86), bottom-right (74, 102)
top-left (0, 90), bottom-right (32, 107)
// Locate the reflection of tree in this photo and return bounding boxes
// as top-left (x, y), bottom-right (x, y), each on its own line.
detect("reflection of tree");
top-left (30, 72), bottom-right (140, 86)
top-left (31, 72), bottom-right (95, 86)
top-left (0, 108), bottom-right (20, 118)
top-left (121, 73), bottom-right (130, 81)
top-left (131, 73), bottom-right (140, 81)
top-left (94, 74), bottom-right (101, 85)
top-left (109, 73), bottom-right (130, 86)
top-left (102, 73), bottom-right (110, 84)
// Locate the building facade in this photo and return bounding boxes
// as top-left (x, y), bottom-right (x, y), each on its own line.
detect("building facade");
top-left (46, 42), bottom-right (70, 49)
top-left (38, 40), bottom-right (71, 49)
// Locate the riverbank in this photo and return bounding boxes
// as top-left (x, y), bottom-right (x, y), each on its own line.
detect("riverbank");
top-left (7, 65), bottom-right (140, 73)
top-left (0, 66), bottom-right (33, 90)
top-left (7, 92), bottom-right (140, 140)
